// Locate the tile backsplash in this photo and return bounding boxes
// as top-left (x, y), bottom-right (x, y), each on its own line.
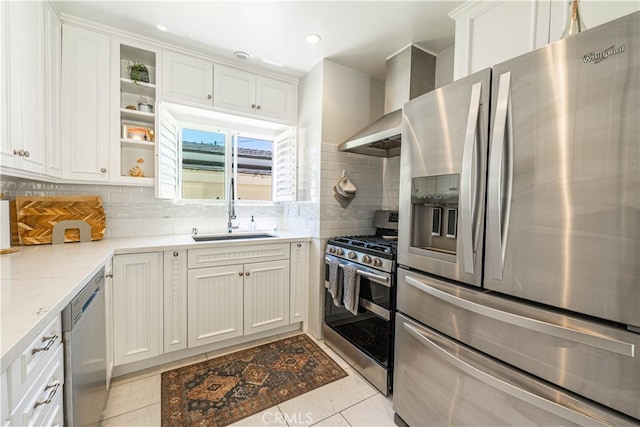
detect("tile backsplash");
top-left (0, 176), bottom-right (284, 238)
top-left (2, 148), bottom-right (400, 240)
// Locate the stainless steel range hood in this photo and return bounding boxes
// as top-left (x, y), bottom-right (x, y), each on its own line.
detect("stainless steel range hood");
top-left (339, 45), bottom-right (436, 157)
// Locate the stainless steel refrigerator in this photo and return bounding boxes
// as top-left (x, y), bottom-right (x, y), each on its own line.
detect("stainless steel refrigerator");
top-left (395, 11), bottom-right (639, 426)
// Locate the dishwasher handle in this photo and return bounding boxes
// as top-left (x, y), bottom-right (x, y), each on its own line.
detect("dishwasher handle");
top-left (63, 266), bottom-right (105, 331)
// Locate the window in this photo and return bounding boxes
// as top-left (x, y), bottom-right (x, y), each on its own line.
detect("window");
top-left (157, 102), bottom-right (295, 202)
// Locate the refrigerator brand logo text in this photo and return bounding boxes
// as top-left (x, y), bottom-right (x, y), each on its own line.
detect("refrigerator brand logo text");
top-left (583, 45), bottom-right (625, 64)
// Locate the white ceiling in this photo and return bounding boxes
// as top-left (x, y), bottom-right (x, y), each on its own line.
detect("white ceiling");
top-left (56, 1), bottom-right (464, 81)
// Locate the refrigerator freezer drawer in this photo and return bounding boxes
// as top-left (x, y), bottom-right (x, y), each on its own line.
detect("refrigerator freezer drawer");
top-left (397, 268), bottom-right (640, 420)
top-left (393, 313), bottom-right (637, 426)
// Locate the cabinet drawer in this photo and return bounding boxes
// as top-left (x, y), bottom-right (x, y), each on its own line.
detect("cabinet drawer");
top-left (188, 243), bottom-right (290, 269)
top-left (11, 344), bottom-right (64, 427)
top-left (9, 316), bottom-right (62, 406)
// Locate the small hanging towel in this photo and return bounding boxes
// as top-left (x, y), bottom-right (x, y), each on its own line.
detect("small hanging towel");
top-left (342, 264), bottom-right (361, 315)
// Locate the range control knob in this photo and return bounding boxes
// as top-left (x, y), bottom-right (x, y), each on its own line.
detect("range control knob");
top-left (362, 255), bottom-right (372, 264)
top-left (336, 248), bottom-right (345, 256)
top-left (373, 258), bottom-right (383, 267)
top-left (328, 246), bottom-right (336, 254)
top-left (348, 251), bottom-right (357, 260)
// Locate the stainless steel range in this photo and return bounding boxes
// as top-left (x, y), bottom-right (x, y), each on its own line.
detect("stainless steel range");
top-left (323, 210), bottom-right (398, 395)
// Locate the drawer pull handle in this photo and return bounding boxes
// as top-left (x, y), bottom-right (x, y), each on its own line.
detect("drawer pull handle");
top-left (33, 382), bottom-right (60, 409)
top-left (31, 335), bottom-right (58, 355)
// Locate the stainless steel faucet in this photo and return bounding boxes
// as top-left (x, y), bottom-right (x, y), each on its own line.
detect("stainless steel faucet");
top-left (227, 177), bottom-right (236, 233)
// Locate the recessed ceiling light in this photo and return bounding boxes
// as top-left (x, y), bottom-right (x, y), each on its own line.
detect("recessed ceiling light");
top-left (233, 51), bottom-right (251, 60)
top-left (262, 58), bottom-right (283, 67)
top-left (156, 23), bottom-right (167, 32)
top-left (305, 33), bottom-right (322, 44)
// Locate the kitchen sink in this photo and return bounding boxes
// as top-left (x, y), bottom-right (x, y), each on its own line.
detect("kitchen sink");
top-left (192, 233), bottom-right (275, 242)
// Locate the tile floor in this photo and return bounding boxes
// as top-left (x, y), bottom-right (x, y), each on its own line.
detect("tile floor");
top-left (99, 331), bottom-right (397, 427)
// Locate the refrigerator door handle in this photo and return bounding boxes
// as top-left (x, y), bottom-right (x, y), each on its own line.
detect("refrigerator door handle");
top-left (402, 321), bottom-right (612, 427)
top-left (460, 81), bottom-right (483, 274)
top-left (487, 72), bottom-right (514, 280)
top-left (404, 275), bottom-right (635, 357)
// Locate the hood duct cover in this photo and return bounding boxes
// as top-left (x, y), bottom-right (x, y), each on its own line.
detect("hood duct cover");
top-left (339, 45), bottom-right (436, 157)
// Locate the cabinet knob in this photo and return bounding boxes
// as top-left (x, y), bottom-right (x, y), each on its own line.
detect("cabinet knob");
top-left (207, 94), bottom-right (212, 100)
top-left (13, 149), bottom-right (24, 156)
top-left (245, 271), bottom-right (251, 276)
top-left (23, 150), bottom-right (30, 158)
top-left (251, 104), bottom-right (256, 109)
top-left (239, 272), bottom-right (244, 276)
top-left (173, 251), bottom-right (179, 257)
top-left (256, 105), bottom-right (261, 110)
top-left (101, 168), bottom-right (107, 173)
top-left (297, 243), bottom-right (301, 248)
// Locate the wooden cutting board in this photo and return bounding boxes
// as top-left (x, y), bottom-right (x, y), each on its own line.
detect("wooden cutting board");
top-left (15, 196), bottom-right (106, 245)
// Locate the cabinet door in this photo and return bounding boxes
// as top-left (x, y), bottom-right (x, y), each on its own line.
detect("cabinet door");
top-left (163, 250), bottom-right (187, 353)
top-left (44, 3), bottom-right (61, 178)
top-left (163, 50), bottom-right (213, 107)
top-left (244, 260), bottom-right (290, 335)
top-left (289, 242), bottom-right (309, 324)
top-left (61, 25), bottom-right (110, 181)
top-left (213, 64), bottom-right (256, 115)
top-left (0, 0), bottom-right (7, 174)
top-left (104, 259), bottom-right (114, 389)
top-left (451, 1), bottom-right (547, 80)
top-left (2, 1), bottom-right (46, 174)
top-left (548, 0), bottom-right (640, 44)
top-left (187, 264), bottom-right (244, 348)
top-left (255, 75), bottom-right (296, 123)
top-left (113, 253), bottom-right (163, 366)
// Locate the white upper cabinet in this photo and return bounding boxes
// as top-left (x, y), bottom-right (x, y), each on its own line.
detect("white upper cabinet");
top-left (44, 3), bottom-right (62, 178)
top-left (450, 0), bottom-right (639, 80)
top-left (548, 0), bottom-right (639, 44)
top-left (61, 25), bottom-right (111, 181)
top-left (2, 1), bottom-right (46, 175)
top-left (214, 64), bottom-right (297, 124)
top-left (162, 50), bottom-right (214, 107)
top-left (213, 65), bottom-right (256, 115)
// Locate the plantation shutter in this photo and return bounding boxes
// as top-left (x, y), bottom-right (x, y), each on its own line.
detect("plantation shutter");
top-left (155, 102), bottom-right (180, 199)
top-left (273, 128), bottom-right (296, 201)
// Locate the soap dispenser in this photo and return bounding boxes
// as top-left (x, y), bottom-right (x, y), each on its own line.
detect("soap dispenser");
top-left (249, 215), bottom-right (257, 232)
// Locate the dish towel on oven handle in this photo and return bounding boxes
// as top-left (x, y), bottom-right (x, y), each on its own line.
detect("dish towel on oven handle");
top-left (342, 265), bottom-right (361, 315)
top-left (328, 259), bottom-right (342, 307)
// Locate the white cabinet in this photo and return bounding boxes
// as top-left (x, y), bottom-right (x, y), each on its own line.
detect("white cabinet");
top-left (548, 0), bottom-right (639, 44)
top-left (112, 40), bottom-right (158, 185)
top-left (1, 1), bottom-right (46, 175)
top-left (164, 250), bottom-right (188, 353)
top-left (214, 64), bottom-right (297, 123)
top-left (451, 0), bottom-right (640, 80)
top-left (61, 24), bottom-right (111, 181)
top-left (44, 2), bottom-right (62, 178)
top-left (289, 241), bottom-right (309, 323)
top-left (244, 260), bottom-right (290, 335)
top-left (10, 345), bottom-right (64, 427)
top-left (6, 316), bottom-right (64, 427)
top-left (187, 242), bottom-right (298, 348)
top-left (187, 264), bottom-right (244, 347)
top-left (112, 252), bottom-right (163, 366)
top-left (0, 2), bottom-right (6, 179)
top-left (162, 50), bottom-right (213, 107)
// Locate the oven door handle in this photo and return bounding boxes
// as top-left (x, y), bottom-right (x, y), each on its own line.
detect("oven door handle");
top-left (325, 257), bottom-right (390, 287)
top-left (360, 298), bottom-right (391, 321)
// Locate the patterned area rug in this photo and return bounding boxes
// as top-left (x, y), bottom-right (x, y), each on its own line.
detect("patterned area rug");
top-left (161, 334), bottom-right (348, 427)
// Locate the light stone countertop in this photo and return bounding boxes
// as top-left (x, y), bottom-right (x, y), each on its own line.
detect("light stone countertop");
top-left (0, 231), bottom-right (310, 371)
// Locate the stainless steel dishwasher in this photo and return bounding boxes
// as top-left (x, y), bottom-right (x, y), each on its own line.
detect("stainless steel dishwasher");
top-left (62, 266), bottom-right (108, 426)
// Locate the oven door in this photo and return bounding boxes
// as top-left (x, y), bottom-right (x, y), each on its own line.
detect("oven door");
top-left (323, 255), bottom-right (393, 369)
